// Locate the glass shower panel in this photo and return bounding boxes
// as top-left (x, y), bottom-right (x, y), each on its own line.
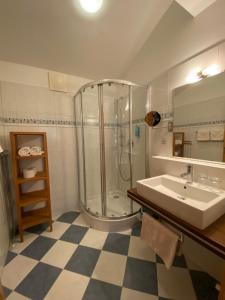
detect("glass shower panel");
top-left (103, 83), bottom-right (132, 217)
top-left (132, 87), bottom-right (147, 183)
top-left (82, 86), bottom-right (102, 216)
top-left (75, 93), bottom-right (85, 208)
top-left (132, 86), bottom-right (147, 212)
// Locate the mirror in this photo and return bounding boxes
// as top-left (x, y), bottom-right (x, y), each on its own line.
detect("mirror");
top-left (145, 111), bottom-right (161, 127)
top-left (173, 71), bottom-right (225, 162)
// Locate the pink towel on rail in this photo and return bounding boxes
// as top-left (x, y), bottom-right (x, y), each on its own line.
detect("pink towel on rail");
top-left (141, 213), bottom-right (179, 269)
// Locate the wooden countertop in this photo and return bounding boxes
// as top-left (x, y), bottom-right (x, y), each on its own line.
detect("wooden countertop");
top-left (128, 188), bottom-right (225, 259)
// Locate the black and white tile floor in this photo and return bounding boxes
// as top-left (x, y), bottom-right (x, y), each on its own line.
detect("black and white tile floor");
top-left (2, 211), bottom-right (219, 300)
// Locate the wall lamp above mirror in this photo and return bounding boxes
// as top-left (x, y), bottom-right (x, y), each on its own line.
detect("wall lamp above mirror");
top-left (186, 64), bottom-right (221, 84)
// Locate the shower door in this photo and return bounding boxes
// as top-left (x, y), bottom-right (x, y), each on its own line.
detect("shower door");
top-left (75, 85), bottom-right (102, 216)
top-left (103, 83), bottom-right (134, 217)
top-left (75, 80), bottom-right (143, 219)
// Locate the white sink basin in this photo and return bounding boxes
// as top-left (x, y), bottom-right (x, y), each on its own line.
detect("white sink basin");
top-left (136, 175), bottom-right (225, 229)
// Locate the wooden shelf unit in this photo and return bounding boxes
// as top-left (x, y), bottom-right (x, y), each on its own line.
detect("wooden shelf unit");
top-left (17, 171), bottom-right (48, 184)
top-left (17, 154), bottom-right (46, 160)
top-left (10, 132), bottom-right (53, 242)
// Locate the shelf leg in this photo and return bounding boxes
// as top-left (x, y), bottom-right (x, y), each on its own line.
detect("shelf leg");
top-left (19, 228), bottom-right (23, 243)
top-left (0, 282), bottom-right (4, 300)
top-left (49, 221), bottom-right (53, 232)
top-left (219, 263), bottom-right (225, 300)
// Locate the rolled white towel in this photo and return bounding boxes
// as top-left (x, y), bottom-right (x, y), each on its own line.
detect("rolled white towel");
top-left (211, 128), bottom-right (224, 141)
top-left (18, 147), bottom-right (31, 157)
top-left (196, 130), bottom-right (210, 141)
top-left (30, 146), bottom-right (44, 156)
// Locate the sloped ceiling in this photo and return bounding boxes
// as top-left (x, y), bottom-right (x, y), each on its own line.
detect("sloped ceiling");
top-left (123, 0), bottom-right (224, 84)
top-left (0, 0), bottom-right (172, 79)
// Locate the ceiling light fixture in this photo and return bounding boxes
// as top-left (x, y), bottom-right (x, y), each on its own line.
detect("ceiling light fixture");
top-left (79, 0), bottom-right (103, 13)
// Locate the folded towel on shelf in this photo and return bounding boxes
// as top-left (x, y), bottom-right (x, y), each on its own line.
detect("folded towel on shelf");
top-left (18, 147), bottom-right (31, 157)
top-left (30, 146), bottom-right (44, 156)
top-left (210, 128), bottom-right (224, 141)
top-left (196, 129), bottom-right (210, 141)
top-left (141, 213), bottom-right (179, 269)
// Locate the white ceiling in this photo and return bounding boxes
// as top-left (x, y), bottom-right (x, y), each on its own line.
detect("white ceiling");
top-left (175, 0), bottom-right (216, 16)
top-left (0, 0), bottom-right (172, 79)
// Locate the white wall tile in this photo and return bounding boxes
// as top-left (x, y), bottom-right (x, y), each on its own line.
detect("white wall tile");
top-left (54, 92), bottom-right (74, 120)
top-left (36, 88), bottom-right (55, 118)
top-left (1, 82), bottom-right (18, 117)
top-left (16, 84), bottom-right (38, 118)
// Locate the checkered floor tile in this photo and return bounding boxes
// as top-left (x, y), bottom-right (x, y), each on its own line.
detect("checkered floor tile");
top-left (2, 211), bottom-right (219, 300)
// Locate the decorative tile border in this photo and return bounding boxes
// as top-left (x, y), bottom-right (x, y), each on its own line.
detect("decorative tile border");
top-left (174, 119), bottom-right (225, 128)
top-left (2, 114), bottom-right (223, 129)
top-left (2, 117), bottom-right (146, 128)
top-left (118, 112), bottom-right (172, 127)
top-left (160, 112), bottom-right (173, 119)
top-left (3, 117), bottom-right (75, 126)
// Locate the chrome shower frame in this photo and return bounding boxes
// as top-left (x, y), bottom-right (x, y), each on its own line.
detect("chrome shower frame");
top-left (74, 79), bottom-right (145, 221)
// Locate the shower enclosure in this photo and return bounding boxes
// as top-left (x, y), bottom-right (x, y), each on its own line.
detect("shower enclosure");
top-left (74, 79), bottom-right (146, 230)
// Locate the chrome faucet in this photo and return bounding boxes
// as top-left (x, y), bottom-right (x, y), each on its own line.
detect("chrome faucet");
top-left (180, 164), bottom-right (193, 184)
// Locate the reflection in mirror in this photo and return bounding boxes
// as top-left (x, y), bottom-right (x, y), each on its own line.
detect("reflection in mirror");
top-left (173, 132), bottom-right (184, 157)
top-left (173, 71), bottom-right (225, 163)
